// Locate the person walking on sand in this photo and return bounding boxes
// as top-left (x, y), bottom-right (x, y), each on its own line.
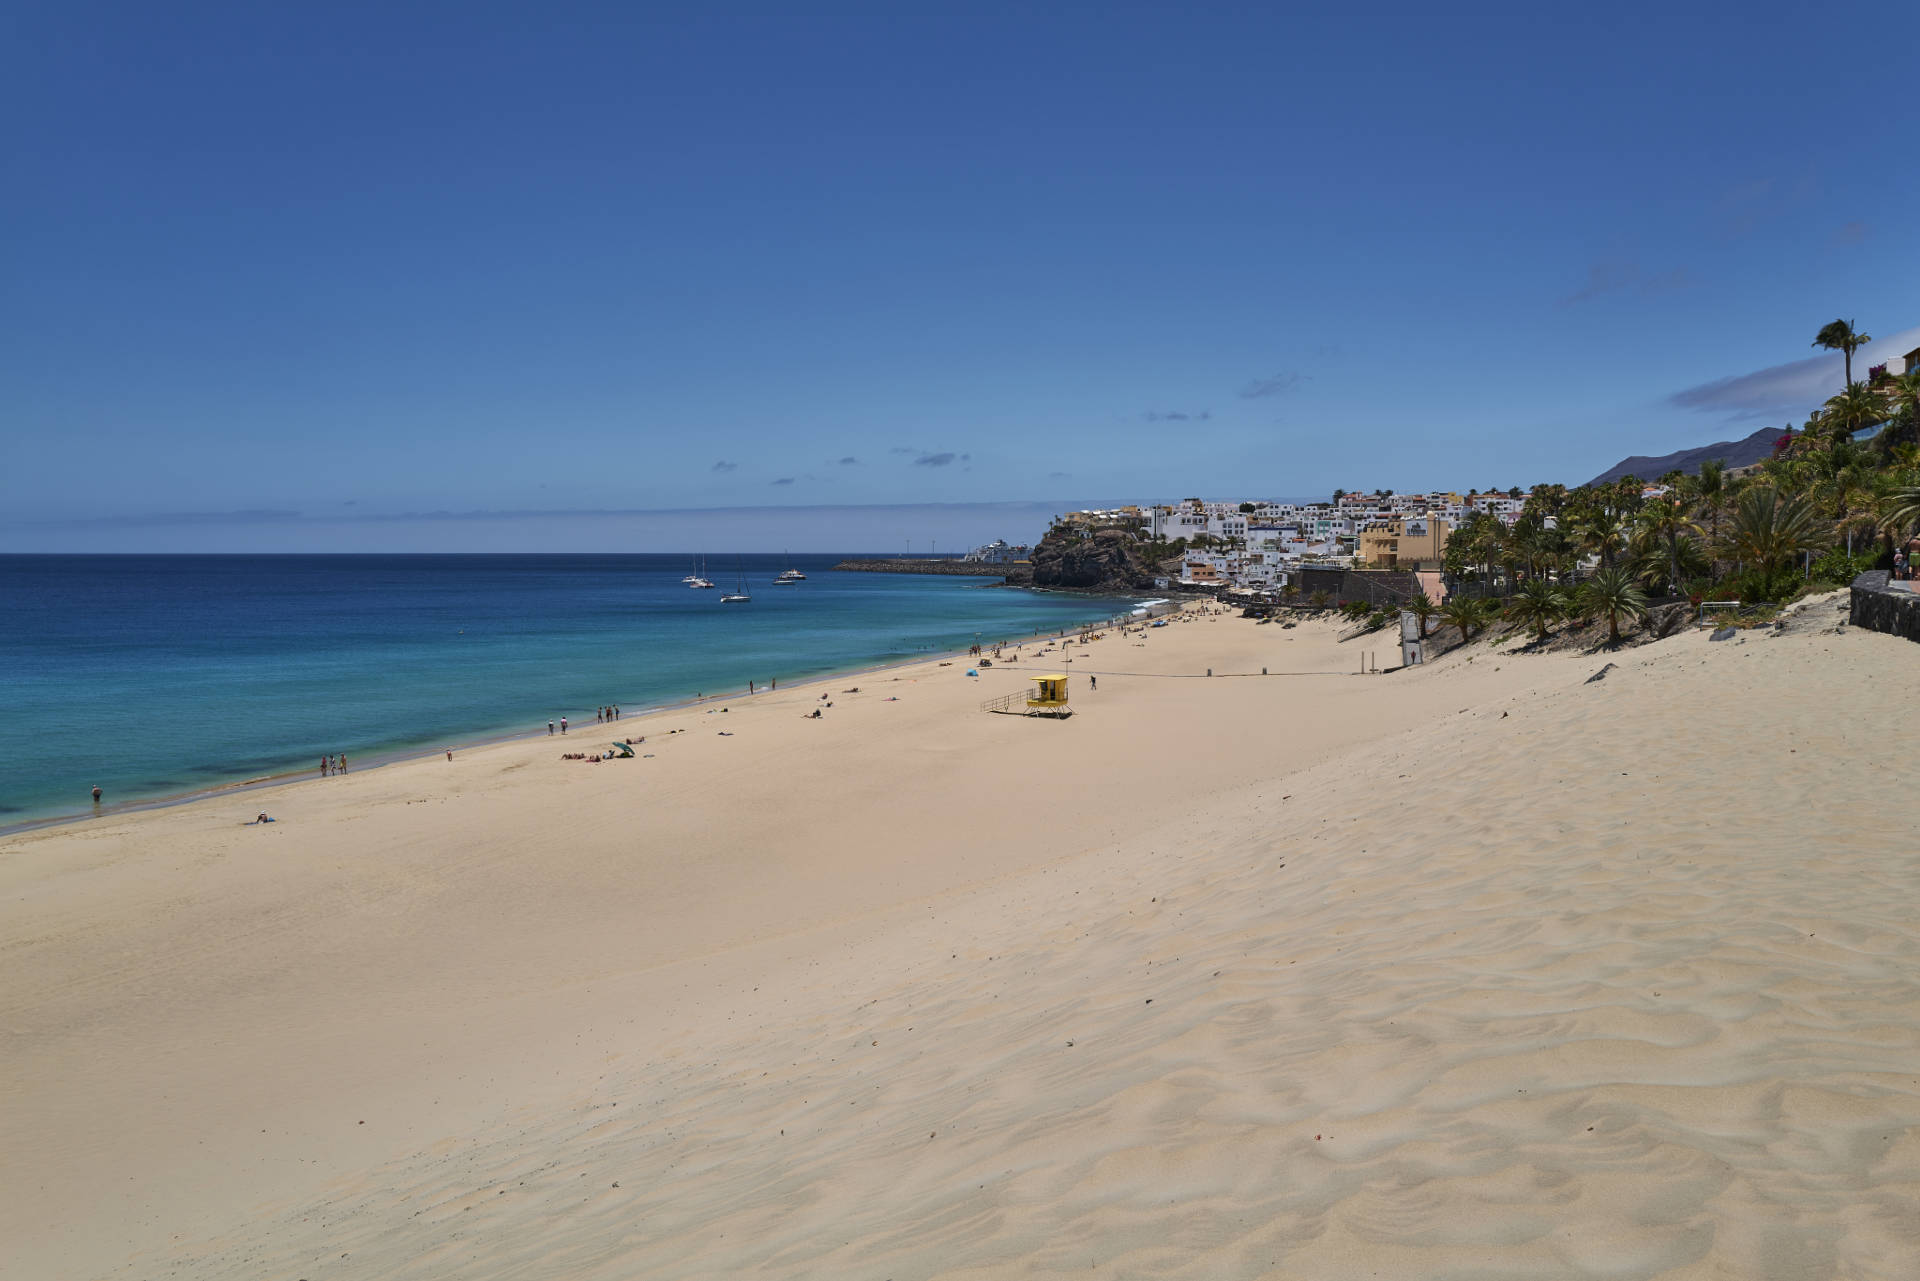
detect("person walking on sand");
top-left (320, 756), bottom-right (329, 777)
top-left (560, 716), bottom-right (567, 734)
top-left (548, 720), bottom-right (555, 735)
top-left (446, 748), bottom-right (453, 761)
top-left (1090, 675), bottom-right (1097, 691)
top-left (338, 754), bottom-right (348, 774)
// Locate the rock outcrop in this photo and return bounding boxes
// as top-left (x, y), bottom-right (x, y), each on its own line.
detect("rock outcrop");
top-left (1027, 527), bottom-right (1157, 591)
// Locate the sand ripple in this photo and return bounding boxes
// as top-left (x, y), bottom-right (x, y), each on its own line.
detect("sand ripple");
top-left (102, 626), bottom-right (1920, 1278)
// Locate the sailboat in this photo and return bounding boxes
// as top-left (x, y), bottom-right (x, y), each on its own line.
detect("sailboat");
top-left (720, 559), bottom-right (751, 603)
top-left (688, 555), bottom-right (716, 589)
top-left (773, 551), bottom-right (805, 583)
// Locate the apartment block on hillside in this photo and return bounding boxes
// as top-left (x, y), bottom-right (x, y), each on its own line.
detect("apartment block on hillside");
top-left (1357, 516), bottom-right (1451, 570)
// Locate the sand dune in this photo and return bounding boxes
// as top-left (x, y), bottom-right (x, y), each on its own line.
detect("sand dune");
top-left (5, 601), bottom-right (1919, 1278)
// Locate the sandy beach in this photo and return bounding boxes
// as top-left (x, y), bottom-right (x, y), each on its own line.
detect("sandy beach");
top-left (5, 600), bottom-right (1918, 1279)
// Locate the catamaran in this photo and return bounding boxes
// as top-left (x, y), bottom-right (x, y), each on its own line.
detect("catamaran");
top-left (774, 553), bottom-right (806, 583)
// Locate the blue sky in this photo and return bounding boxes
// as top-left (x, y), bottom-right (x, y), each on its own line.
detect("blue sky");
top-left (3, 1), bottom-right (1914, 551)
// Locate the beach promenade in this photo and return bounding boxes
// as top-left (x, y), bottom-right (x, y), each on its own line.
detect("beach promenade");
top-left (3, 603), bottom-right (1917, 1278)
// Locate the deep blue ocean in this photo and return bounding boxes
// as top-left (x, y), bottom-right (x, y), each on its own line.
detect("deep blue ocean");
top-left (0, 555), bottom-right (1139, 827)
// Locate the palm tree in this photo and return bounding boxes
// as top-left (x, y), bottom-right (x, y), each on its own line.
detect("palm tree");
top-left (1885, 370), bottom-right (1920, 446)
top-left (1882, 485), bottom-right (1920, 560)
top-left (1683, 458), bottom-right (1728, 546)
top-left (1477, 516), bottom-right (1509, 587)
top-left (1632, 501), bottom-right (1703, 595)
top-left (1504, 513), bottom-right (1552, 580)
top-left (1580, 567), bottom-right (1650, 645)
top-left (1577, 509), bottom-right (1630, 568)
top-left (1444, 511), bottom-right (1504, 589)
top-left (1504, 578), bottom-right (1566, 641)
top-left (1406, 592), bottom-right (1437, 639)
top-left (1813, 319), bottom-right (1873, 391)
top-left (1720, 486), bottom-right (1827, 597)
top-left (1823, 382), bottom-right (1889, 443)
top-left (1833, 467), bottom-right (1893, 557)
top-left (1439, 595), bottom-right (1495, 643)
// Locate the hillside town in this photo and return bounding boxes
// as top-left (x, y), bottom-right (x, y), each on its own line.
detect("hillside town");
top-left (1041, 489), bottom-right (1551, 593)
top-left (1015, 336), bottom-right (1920, 599)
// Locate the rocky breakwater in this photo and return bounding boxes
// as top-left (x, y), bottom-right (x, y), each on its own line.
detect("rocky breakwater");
top-left (831, 559), bottom-right (1016, 578)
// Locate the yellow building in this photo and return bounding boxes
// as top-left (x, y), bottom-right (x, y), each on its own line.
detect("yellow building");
top-left (1358, 515), bottom-right (1450, 569)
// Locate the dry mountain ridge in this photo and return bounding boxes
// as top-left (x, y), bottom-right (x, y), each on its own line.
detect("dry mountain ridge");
top-left (1584, 423), bottom-right (1781, 486)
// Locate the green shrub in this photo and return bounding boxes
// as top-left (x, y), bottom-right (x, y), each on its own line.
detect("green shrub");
top-left (1725, 565), bottom-right (1805, 603)
top-left (1807, 546), bottom-right (1880, 586)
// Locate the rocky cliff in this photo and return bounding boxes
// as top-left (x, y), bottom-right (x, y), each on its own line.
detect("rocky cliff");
top-left (1026, 527), bottom-right (1158, 591)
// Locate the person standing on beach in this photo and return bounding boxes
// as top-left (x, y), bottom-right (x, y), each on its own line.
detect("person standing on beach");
top-left (548, 720), bottom-right (555, 735)
top-left (320, 756), bottom-right (329, 777)
top-left (560, 717), bottom-right (567, 734)
top-left (338, 754), bottom-right (348, 773)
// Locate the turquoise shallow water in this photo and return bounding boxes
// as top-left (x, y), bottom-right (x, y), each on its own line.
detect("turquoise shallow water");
top-left (0, 554), bottom-right (1139, 827)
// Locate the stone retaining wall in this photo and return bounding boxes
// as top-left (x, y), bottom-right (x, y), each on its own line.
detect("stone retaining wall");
top-left (1849, 571), bottom-right (1920, 643)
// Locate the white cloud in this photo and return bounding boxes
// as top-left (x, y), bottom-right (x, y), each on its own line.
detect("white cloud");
top-left (1669, 325), bottom-right (1920, 420)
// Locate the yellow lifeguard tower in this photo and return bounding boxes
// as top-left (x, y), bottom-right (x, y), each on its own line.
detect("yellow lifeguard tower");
top-left (1026, 673), bottom-right (1071, 717)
